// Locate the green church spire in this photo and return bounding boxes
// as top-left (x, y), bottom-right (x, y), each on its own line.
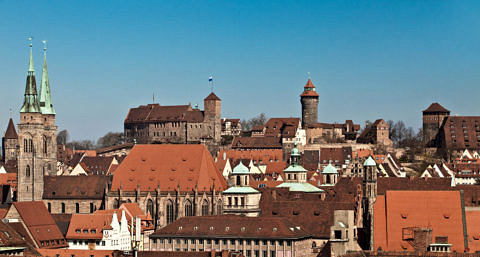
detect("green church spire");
top-left (20, 37), bottom-right (40, 113)
top-left (39, 40), bottom-right (55, 115)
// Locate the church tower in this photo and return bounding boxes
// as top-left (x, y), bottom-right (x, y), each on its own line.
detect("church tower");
top-left (362, 156), bottom-right (377, 250)
top-left (2, 118), bottom-right (19, 163)
top-left (17, 40), bottom-right (57, 202)
top-left (300, 78), bottom-right (319, 128)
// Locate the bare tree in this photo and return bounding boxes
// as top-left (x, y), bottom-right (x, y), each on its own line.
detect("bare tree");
top-left (97, 132), bottom-right (124, 148)
top-left (241, 113), bottom-right (267, 131)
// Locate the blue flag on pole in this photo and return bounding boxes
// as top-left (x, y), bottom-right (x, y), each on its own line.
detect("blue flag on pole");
top-left (208, 76), bottom-right (213, 82)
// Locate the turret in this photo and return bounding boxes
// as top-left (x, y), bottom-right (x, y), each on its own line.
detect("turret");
top-left (362, 156), bottom-right (377, 250)
top-left (2, 118), bottom-right (19, 162)
top-left (300, 78), bottom-right (319, 128)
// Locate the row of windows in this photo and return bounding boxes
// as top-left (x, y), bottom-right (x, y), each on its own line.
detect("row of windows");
top-left (154, 238), bottom-right (292, 247)
top-left (72, 240), bottom-right (105, 246)
top-left (40, 239), bottom-right (65, 247)
top-left (47, 202), bottom-right (96, 214)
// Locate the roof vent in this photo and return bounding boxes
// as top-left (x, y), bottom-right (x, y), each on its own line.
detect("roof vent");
top-left (178, 226), bottom-right (182, 231)
top-left (241, 227), bottom-right (245, 231)
top-left (289, 227), bottom-right (294, 231)
top-left (401, 213), bottom-right (408, 219)
top-left (257, 227), bottom-right (262, 231)
top-left (209, 226), bottom-right (214, 231)
top-left (273, 228), bottom-right (277, 232)
top-left (443, 214), bottom-right (450, 219)
top-left (194, 226), bottom-right (198, 231)
top-left (225, 227), bottom-right (230, 231)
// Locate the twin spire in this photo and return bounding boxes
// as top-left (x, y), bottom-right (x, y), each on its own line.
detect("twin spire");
top-left (20, 38), bottom-right (55, 115)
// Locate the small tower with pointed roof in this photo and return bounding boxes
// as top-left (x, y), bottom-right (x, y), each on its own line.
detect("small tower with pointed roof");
top-left (362, 156), bottom-right (377, 250)
top-left (422, 102), bottom-right (450, 146)
top-left (2, 118), bottom-right (19, 162)
top-left (300, 78), bottom-right (319, 128)
top-left (222, 162), bottom-right (261, 217)
top-left (204, 92), bottom-right (221, 143)
top-left (321, 163), bottom-right (339, 185)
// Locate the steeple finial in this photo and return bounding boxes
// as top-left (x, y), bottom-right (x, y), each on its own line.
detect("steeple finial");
top-left (28, 37), bottom-right (34, 73)
top-left (38, 40), bottom-right (55, 115)
top-left (307, 72), bottom-right (311, 80)
top-left (21, 37), bottom-right (40, 113)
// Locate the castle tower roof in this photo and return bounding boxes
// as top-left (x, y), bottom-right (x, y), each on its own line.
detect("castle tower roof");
top-left (20, 40), bottom-right (40, 113)
top-left (423, 102), bottom-right (450, 114)
top-left (39, 41), bottom-right (55, 115)
top-left (4, 118), bottom-right (18, 139)
top-left (204, 92), bottom-right (221, 101)
top-left (300, 79), bottom-right (319, 97)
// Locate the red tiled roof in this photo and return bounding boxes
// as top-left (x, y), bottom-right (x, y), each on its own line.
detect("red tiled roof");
top-left (111, 144), bottom-right (227, 192)
top-left (12, 201), bottom-right (67, 248)
top-left (423, 102), bottom-right (450, 113)
top-left (300, 91), bottom-right (319, 97)
top-left (466, 211), bottom-right (480, 252)
top-left (0, 172), bottom-right (17, 189)
top-left (204, 92), bottom-right (221, 101)
top-left (374, 191), bottom-right (466, 252)
top-left (125, 104), bottom-right (204, 124)
top-left (37, 249), bottom-right (114, 257)
top-left (43, 176), bottom-right (108, 199)
top-left (151, 215), bottom-right (311, 239)
top-left (66, 214), bottom-right (111, 240)
top-left (96, 143), bottom-right (134, 155)
top-left (217, 149), bottom-right (283, 165)
top-left (4, 118), bottom-right (17, 139)
top-left (264, 118), bottom-right (300, 138)
top-left (231, 137), bottom-right (282, 149)
top-left (441, 116), bottom-right (480, 150)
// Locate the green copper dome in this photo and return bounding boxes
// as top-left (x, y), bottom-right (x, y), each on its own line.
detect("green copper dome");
top-left (322, 163), bottom-right (338, 174)
top-left (291, 147), bottom-right (300, 156)
top-left (232, 161), bottom-right (250, 174)
top-left (363, 156), bottom-right (377, 167)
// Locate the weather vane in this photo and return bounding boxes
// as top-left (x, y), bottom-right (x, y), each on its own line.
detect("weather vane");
top-left (307, 72), bottom-right (311, 79)
top-left (28, 36), bottom-right (33, 47)
top-left (42, 40), bottom-right (47, 51)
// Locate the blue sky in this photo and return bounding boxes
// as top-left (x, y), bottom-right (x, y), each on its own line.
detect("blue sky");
top-left (0, 0), bottom-right (479, 141)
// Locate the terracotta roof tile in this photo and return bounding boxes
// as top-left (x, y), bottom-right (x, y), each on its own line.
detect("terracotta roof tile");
top-left (37, 249), bottom-right (114, 257)
top-left (374, 191), bottom-right (465, 252)
top-left (204, 92), bottom-right (221, 101)
top-left (111, 144), bottom-right (227, 192)
top-left (125, 104), bottom-right (204, 124)
top-left (43, 176), bottom-right (108, 199)
top-left (12, 201), bottom-right (67, 248)
top-left (231, 137), bottom-right (282, 149)
top-left (151, 215), bottom-right (311, 239)
top-left (423, 102), bottom-right (450, 113)
top-left (66, 214), bottom-right (110, 240)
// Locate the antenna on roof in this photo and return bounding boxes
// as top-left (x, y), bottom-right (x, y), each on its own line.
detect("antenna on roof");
top-left (307, 72), bottom-right (311, 80)
top-left (152, 92), bottom-right (155, 104)
top-left (9, 108), bottom-right (12, 118)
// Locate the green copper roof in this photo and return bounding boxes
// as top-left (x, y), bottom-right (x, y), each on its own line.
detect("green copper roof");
top-left (322, 163), bottom-right (338, 174)
top-left (291, 146), bottom-right (300, 157)
top-left (39, 47), bottom-right (55, 115)
top-left (223, 186), bottom-right (259, 194)
top-left (20, 45), bottom-right (40, 113)
top-left (232, 162), bottom-right (250, 174)
top-left (364, 156), bottom-right (377, 167)
top-left (276, 182), bottom-right (324, 193)
top-left (284, 164), bottom-right (307, 173)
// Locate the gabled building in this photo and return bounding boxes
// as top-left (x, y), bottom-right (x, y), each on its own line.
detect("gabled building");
top-left (4, 201), bottom-right (67, 249)
top-left (356, 119), bottom-right (392, 147)
top-left (2, 118), bottom-right (19, 163)
top-left (66, 210), bottom-right (131, 251)
top-left (108, 144), bottom-right (227, 228)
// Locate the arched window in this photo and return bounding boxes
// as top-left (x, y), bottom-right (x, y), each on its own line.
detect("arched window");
top-left (184, 200), bottom-right (193, 217)
top-left (24, 139), bottom-right (27, 152)
top-left (166, 200), bottom-right (174, 224)
top-left (43, 137), bottom-right (47, 154)
top-left (217, 200), bottom-right (222, 215)
top-left (201, 200), bottom-right (209, 216)
top-left (61, 203), bottom-right (65, 214)
top-left (75, 203), bottom-right (80, 213)
top-left (147, 199), bottom-right (154, 217)
top-left (26, 165), bottom-right (30, 178)
top-left (236, 176), bottom-right (240, 186)
top-left (28, 139), bottom-right (33, 153)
